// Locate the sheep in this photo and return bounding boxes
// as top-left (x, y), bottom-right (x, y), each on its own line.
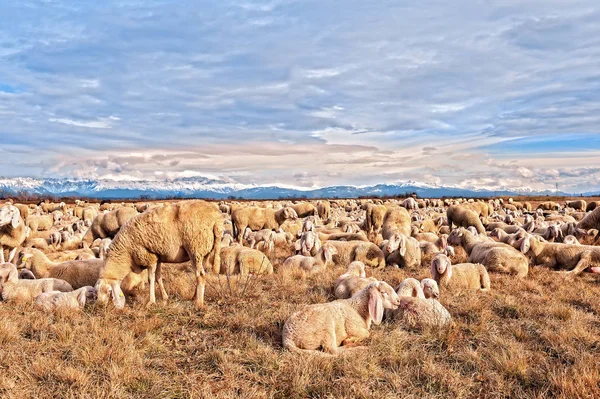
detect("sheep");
top-left (282, 281), bottom-right (400, 355)
top-left (0, 262), bottom-right (72, 303)
top-left (586, 201), bottom-right (600, 212)
top-left (283, 245), bottom-right (336, 274)
top-left (220, 246), bottom-right (274, 275)
top-left (295, 230), bottom-right (321, 256)
top-left (385, 233), bottom-right (421, 269)
top-left (82, 207), bottom-right (138, 247)
top-left (430, 253), bottom-right (490, 291)
top-left (563, 235), bottom-right (581, 245)
top-left (419, 234), bottom-right (448, 255)
top-left (333, 261), bottom-right (377, 299)
top-left (388, 279), bottom-right (451, 330)
top-left (82, 207), bottom-right (98, 224)
top-left (98, 238), bottom-right (112, 259)
top-left (565, 200), bottom-right (587, 212)
top-left (577, 207), bottom-right (600, 230)
top-left (381, 206), bottom-right (411, 240)
top-left (291, 202), bottom-right (316, 218)
top-left (402, 197), bottom-right (418, 210)
top-left (95, 200), bottom-right (223, 309)
top-left (365, 204), bottom-right (388, 237)
top-left (244, 228), bottom-right (275, 249)
top-left (324, 240), bottom-right (386, 269)
top-left (0, 205), bottom-right (29, 263)
top-left (521, 235), bottom-right (600, 275)
top-left (448, 227), bottom-right (529, 278)
top-left (231, 206), bottom-right (297, 243)
top-left (316, 200), bottom-right (331, 220)
top-left (35, 286), bottom-right (97, 312)
top-left (19, 248), bottom-right (104, 289)
top-left (489, 228), bottom-right (527, 250)
top-left (41, 202), bottom-right (66, 214)
top-left (538, 201), bottom-right (560, 211)
top-left (26, 214), bottom-right (54, 231)
top-left (447, 205), bottom-right (485, 234)
top-left (317, 231), bottom-right (369, 242)
top-left (420, 278), bottom-right (440, 299)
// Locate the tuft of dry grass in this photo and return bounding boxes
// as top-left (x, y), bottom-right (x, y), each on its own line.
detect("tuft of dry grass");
top-left (1, 260), bottom-right (600, 397)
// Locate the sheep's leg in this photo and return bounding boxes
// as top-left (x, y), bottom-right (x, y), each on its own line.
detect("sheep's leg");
top-left (147, 263), bottom-right (157, 306)
top-left (192, 254), bottom-right (207, 309)
top-left (565, 252), bottom-right (592, 276)
top-left (156, 262), bottom-right (168, 301)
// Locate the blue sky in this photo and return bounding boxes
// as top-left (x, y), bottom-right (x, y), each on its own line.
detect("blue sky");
top-left (0, 0), bottom-right (599, 192)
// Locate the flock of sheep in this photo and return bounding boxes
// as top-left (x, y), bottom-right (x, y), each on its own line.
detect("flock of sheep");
top-left (1, 196), bottom-right (599, 355)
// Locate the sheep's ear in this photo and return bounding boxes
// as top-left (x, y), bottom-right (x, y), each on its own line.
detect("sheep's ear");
top-left (111, 281), bottom-right (126, 309)
top-left (520, 237), bottom-right (531, 254)
top-left (11, 209), bottom-right (21, 229)
top-left (399, 238), bottom-right (407, 257)
top-left (7, 266), bottom-right (19, 283)
top-left (368, 287), bottom-right (384, 325)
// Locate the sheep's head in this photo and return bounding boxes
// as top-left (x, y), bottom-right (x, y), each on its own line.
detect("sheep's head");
top-left (448, 228), bottom-right (465, 246)
top-left (368, 281), bottom-right (400, 325)
top-left (421, 278), bottom-right (439, 299)
top-left (0, 205), bottom-right (21, 229)
top-left (0, 262), bottom-right (19, 284)
top-left (282, 207), bottom-right (298, 220)
top-left (438, 234), bottom-right (448, 249)
top-left (431, 253), bottom-right (451, 276)
top-left (95, 279), bottom-right (126, 309)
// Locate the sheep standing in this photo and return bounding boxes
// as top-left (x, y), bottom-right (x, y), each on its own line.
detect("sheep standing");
top-left (447, 206), bottom-right (485, 234)
top-left (96, 200), bottom-right (223, 309)
top-left (231, 206), bottom-right (297, 243)
top-left (577, 207), bottom-right (600, 230)
top-left (282, 281), bottom-right (400, 355)
top-left (82, 207), bottom-right (138, 247)
top-left (430, 253), bottom-right (490, 291)
top-left (35, 286), bottom-right (96, 312)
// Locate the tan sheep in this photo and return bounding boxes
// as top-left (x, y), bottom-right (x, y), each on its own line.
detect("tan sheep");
top-left (282, 281), bottom-right (400, 355)
top-left (388, 278), bottom-right (451, 330)
top-left (565, 200), bottom-right (586, 211)
top-left (244, 228), bottom-right (275, 249)
top-left (385, 233), bottom-right (421, 269)
top-left (82, 207), bottom-right (138, 247)
top-left (324, 240), bottom-right (386, 269)
top-left (0, 262), bottom-right (73, 303)
top-left (333, 261), bottom-right (377, 299)
top-left (34, 286), bottom-right (97, 312)
top-left (521, 235), bottom-right (600, 275)
top-left (577, 206), bottom-right (600, 230)
top-left (316, 200), bottom-right (331, 220)
top-left (231, 206), bottom-right (297, 243)
top-left (291, 202), bottom-right (316, 218)
top-left (26, 214), bottom-right (53, 231)
top-left (448, 228), bottom-right (528, 278)
top-left (283, 245), bottom-right (336, 274)
top-left (95, 201), bottom-right (223, 309)
top-left (220, 245), bottom-right (274, 275)
top-left (447, 205), bottom-right (485, 234)
top-left (365, 204), bottom-right (388, 237)
top-left (0, 205), bottom-right (29, 263)
top-left (430, 253), bottom-right (490, 291)
top-left (381, 206), bottom-right (411, 240)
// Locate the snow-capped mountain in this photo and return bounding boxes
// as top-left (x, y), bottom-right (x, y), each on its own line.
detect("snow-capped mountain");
top-left (0, 177), bottom-right (582, 200)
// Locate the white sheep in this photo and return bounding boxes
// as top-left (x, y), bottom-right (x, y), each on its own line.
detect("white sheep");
top-left (0, 262), bottom-right (73, 303)
top-left (430, 253), bottom-right (490, 292)
top-left (333, 261), bottom-right (377, 299)
top-left (35, 286), bottom-right (97, 312)
top-left (282, 245), bottom-right (337, 274)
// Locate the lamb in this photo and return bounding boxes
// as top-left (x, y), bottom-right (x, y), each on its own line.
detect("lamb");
top-left (489, 228), bottom-right (527, 250)
top-left (577, 207), bottom-right (600, 230)
top-left (282, 281), bottom-right (400, 355)
top-left (448, 227), bottom-right (529, 278)
top-left (447, 206), bottom-right (485, 234)
top-left (388, 279), bottom-right (451, 330)
top-left (419, 234), bottom-right (448, 255)
top-left (26, 214), bottom-right (54, 231)
top-left (283, 245), bottom-right (336, 274)
top-left (95, 200), bottom-right (223, 309)
top-left (521, 235), bottom-right (600, 275)
top-left (385, 233), bottom-right (421, 269)
top-left (333, 261), bottom-right (377, 299)
top-left (34, 286), bottom-right (97, 312)
top-left (0, 205), bottom-right (29, 263)
top-left (244, 228), bottom-right (275, 249)
top-left (381, 206), bottom-right (411, 240)
top-left (0, 262), bottom-right (73, 303)
top-left (430, 253), bottom-right (490, 291)
top-left (231, 206), bottom-right (297, 243)
top-left (220, 246), bottom-right (274, 275)
top-left (82, 207), bottom-right (138, 247)
top-left (563, 235), bottom-right (581, 245)
top-left (295, 230), bottom-right (321, 256)
top-left (324, 240), bottom-right (386, 269)
top-left (19, 248), bottom-right (104, 289)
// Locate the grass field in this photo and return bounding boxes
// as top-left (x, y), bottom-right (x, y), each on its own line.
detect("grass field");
top-left (1, 258), bottom-right (599, 398)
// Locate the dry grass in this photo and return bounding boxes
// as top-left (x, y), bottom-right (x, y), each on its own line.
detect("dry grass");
top-left (0, 260), bottom-right (599, 399)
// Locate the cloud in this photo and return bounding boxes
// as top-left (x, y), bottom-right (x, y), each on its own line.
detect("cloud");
top-left (0, 0), bottom-right (598, 193)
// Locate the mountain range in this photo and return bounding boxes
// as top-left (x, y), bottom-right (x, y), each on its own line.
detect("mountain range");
top-left (0, 177), bottom-right (593, 200)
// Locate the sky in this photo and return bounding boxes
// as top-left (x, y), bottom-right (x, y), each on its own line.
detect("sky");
top-left (0, 0), bottom-right (599, 193)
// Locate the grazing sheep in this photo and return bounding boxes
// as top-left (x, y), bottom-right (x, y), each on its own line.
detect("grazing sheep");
top-left (26, 214), bottom-right (54, 231)
top-left (82, 207), bottom-right (138, 247)
top-left (231, 206), bottom-right (297, 243)
top-left (0, 262), bottom-right (72, 303)
top-left (430, 253), bottom-right (490, 291)
top-left (35, 286), bottom-right (97, 312)
top-left (95, 200), bottom-right (223, 309)
top-left (291, 203), bottom-right (316, 218)
top-left (325, 240), bottom-right (386, 269)
top-left (448, 227), bottom-right (529, 278)
top-left (333, 261), bottom-right (377, 299)
top-left (220, 246), bottom-right (274, 275)
top-left (19, 248), bottom-right (104, 289)
top-left (385, 233), bottom-right (421, 269)
top-left (565, 200), bottom-right (586, 212)
top-left (282, 281), bottom-right (400, 355)
top-left (283, 245), bottom-right (336, 274)
top-left (381, 206), bottom-right (411, 240)
top-left (538, 201), bottom-right (560, 211)
top-left (521, 235), bottom-right (600, 275)
top-left (0, 205), bottom-right (29, 263)
top-left (365, 204), bottom-right (388, 237)
top-left (316, 200), bottom-right (331, 220)
top-left (447, 206), bottom-right (485, 234)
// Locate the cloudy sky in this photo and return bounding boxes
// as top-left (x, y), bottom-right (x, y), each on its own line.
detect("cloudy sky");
top-left (1, 0), bottom-right (599, 193)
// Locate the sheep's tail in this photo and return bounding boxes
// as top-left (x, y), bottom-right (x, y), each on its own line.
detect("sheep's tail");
top-left (210, 221), bottom-right (222, 274)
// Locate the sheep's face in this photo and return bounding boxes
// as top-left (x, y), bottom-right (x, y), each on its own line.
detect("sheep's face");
top-left (421, 279), bottom-right (439, 299)
top-left (283, 208), bottom-right (298, 220)
top-left (377, 282), bottom-right (401, 309)
top-left (0, 205), bottom-right (21, 229)
top-left (95, 279), bottom-right (126, 309)
top-left (385, 234), bottom-right (400, 254)
top-left (432, 254), bottom-right (449, 275)
top-left (448, 229), bottom-right (464, 246)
